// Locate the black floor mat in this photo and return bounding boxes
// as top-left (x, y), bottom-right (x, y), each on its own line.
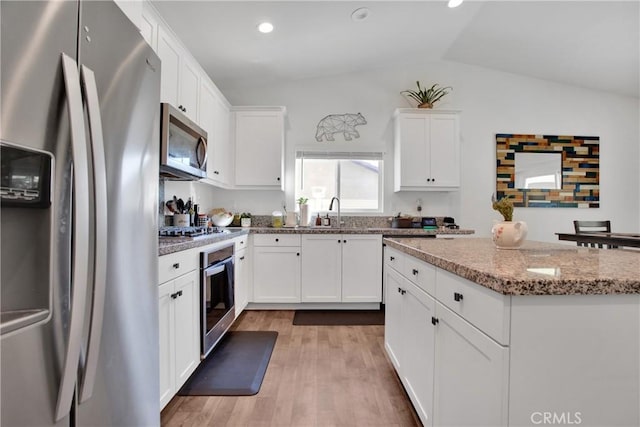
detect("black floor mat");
top-left (293, 309), bottom-right (385, 326)
top-left (177, 331), bottom-right (277, 396)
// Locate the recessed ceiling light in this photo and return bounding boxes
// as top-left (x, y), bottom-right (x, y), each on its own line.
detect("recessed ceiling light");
top-left (258, 22), bottom-right (274, 34)
top-left (351, 7), bottom-right (370, 22)
top-left (448, 0), bottom-right (464, 8)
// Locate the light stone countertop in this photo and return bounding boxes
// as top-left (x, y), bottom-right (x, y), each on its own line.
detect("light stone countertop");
top-left (383, 237), bottom-right (640, 295)
top-left (158, 227), bottom-right (474, 256)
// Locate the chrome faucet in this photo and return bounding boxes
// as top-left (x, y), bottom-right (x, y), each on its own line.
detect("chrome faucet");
top-left (329, 196), bottom-right (341, 228)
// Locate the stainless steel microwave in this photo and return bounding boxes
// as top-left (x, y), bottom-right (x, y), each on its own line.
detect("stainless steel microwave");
top-left (160, 103), bottom-right (208, 180)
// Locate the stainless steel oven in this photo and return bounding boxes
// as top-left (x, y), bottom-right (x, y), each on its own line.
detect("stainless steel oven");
top-left (200, 244), bottom-right (235, 358)
top-left (160, 103), bottom-right (207, 180)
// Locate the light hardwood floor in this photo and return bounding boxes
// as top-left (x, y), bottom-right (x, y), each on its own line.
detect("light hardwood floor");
top-left (161, 310), bottom-right (420, 427)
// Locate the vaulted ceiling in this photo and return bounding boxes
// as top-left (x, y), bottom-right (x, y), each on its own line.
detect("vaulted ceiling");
top-left (152, 1), bottom-right (639, 98)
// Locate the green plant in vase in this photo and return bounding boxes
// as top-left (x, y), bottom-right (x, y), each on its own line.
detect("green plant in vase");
top-left (401, 81), bottom-right (453, 108)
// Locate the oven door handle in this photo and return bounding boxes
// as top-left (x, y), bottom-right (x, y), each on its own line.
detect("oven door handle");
top-left (204, 262), bottom-right (226, 277)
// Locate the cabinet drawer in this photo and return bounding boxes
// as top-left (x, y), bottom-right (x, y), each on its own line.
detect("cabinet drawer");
top-left (253, 234), bottom-right (300, 247)
top-left (235, 235), bottom-right (248, 252)
top-left (404, 256), bottom-right (436, 296)
top-left (436, 269), bottom-right (511, 345)
top-left (384, 246), bottom-right (405, 272)
top-left (158, 249), bottom-right (199, 284)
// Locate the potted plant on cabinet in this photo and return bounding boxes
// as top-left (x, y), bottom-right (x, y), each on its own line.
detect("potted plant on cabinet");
top-left (401, 81), bottom-right (453, 108)
top-left (491, 194), bottom-right (527, 249)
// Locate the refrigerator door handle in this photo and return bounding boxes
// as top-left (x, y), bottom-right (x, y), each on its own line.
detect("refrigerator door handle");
top-left (56, 53), bottom-right (92, 421)
top-left (78, 65), bottom-right (108, 404)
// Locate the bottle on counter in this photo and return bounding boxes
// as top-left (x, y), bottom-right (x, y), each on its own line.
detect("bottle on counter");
top-left (315, 213), bottom-right (322, 226)
top-left (323, 214), bottom-right (330, 227)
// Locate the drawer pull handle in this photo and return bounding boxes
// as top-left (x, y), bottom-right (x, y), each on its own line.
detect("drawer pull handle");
top-left (412, 269), bottom-right (418, 275)
top-left (400, 289), bottom-right (406, 295)
top-left (454, 292), bottom-right (464, 302)
top-left (343, 240), bottom-right (347, 244)
top-left (397, 287), bottom-right (402, 294)
top-left (390, 256), bottom-right (395, 261)
top-left (239, 256), bottom-right (245, 261)
top-left (172, 263), bottom-right (180, 269)
top-left (275, 238), bottom-right (279, 242)
top-left (296, 252), bottom-right (300, 256)
top-left (338, 239), bottom-right (341, 243)
top-left (170, 291), bottom-right (182, 299)
top-left (431, 316), bottom-right (439, 325)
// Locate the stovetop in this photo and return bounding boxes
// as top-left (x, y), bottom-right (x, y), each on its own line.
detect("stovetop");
top-left (159, 226), bottom-right (227, 238)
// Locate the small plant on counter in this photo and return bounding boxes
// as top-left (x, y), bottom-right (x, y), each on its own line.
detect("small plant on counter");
top-left (401, 81), bottom-right (453, 108)
top-left (491, 194), bottom-right (514, 222)
top-left (240, 212), bottom-right (252, 227)
top-left (296, 197), bottom-right (308, 205)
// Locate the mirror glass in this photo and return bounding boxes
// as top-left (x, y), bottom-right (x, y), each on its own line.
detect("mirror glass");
top-left (514, 152), bottom-right (562, 189)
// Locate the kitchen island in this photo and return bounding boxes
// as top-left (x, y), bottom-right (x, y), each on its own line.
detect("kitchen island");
top-left (382, 237), bottom-right (639, 427)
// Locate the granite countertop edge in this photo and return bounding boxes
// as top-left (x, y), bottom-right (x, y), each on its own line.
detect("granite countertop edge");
top-left (383, 238), bottom-right (640, 296)
top-left (158, 227), bottom-right (474, 256)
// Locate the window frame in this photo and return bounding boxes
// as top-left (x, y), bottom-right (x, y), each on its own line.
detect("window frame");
top-left (294, 150), bottom-right (384, 214)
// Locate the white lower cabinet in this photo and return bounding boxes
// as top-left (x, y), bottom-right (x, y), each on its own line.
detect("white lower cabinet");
top-left (252, 235), bottom-right (301, 303)
top-left (234, 246), bottom-right (249, 316)
top-left (433, 302), bottom-right (509, 427)
top-left (301, 234), bottom-right (382, 303)
top-left (384, 247), bottom-right (508, 427)
top-left (385, 268), bottom-right (436, 426)
top-left (158, 269), bottom-right (200, 409)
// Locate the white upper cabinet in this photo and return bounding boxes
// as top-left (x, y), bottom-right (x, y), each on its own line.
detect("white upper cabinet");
top-left (179, 55), bottom-right (200, 122)
top-left (114, 0), bottom-right (143, 31)
top-left (156, 26), bottom-right (199, 122)
top-left (200, 79), bottom-right (232, 187)
top-left (394, 109), bottom-right (460, 191)
top-left (233, 108), bottom-right (286, 189)
top-left (157, 26), bottom-right (180, 108)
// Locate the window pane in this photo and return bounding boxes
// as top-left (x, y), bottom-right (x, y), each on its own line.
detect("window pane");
top-left (339, 160), bottom-right (380, 210)
top-left (295, 158), bottom-right (337, 213)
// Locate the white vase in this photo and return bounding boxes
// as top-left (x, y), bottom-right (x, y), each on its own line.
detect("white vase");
top-left (491, 220), bottom-right (528, 249)
top-left (299, 204), bottom-right (310, 227)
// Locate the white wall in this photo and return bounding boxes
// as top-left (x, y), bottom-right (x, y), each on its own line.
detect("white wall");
top-left (185, 59), bottom-right (639, 243)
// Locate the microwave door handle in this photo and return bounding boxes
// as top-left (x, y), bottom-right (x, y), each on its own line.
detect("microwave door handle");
top-left (196, 136), bottom-right (207, 168)
top-left (78, 65), bottom-right (108, 404)
top-left (55, 54), bottom-right (91, 422)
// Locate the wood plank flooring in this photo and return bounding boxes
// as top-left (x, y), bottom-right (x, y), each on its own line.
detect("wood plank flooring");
top-left (161, 310), bottom-right (420, 427)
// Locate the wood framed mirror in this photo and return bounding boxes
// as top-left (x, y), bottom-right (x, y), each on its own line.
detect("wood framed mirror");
top-left (496, 133), bottom-right (600, 207)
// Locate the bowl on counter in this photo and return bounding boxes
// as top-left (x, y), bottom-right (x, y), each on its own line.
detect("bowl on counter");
top-left (211, 213), bottom-right (234, 227)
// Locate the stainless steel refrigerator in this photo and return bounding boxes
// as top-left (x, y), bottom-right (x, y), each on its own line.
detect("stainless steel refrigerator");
top-left (1, 1), bottom-right (161, 425)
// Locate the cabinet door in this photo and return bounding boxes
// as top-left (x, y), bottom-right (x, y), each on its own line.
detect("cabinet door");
top-left (429, 114), bottom-right (459, 188)
top-left (158, 281), bottom-right (175, 409)
top-left (397, 114), bottom-right (429, 188)
top-left (301, 235), bottom-right (342, 302)
top-left (341, 234), bottom-right (382, 302)
top-left (179, 56), bottom-right (199, 122)
top-left (234, 111), bottom-right (283, 188)
top-left (139, 4), bottom-right (159, 50)
top-left (403, 281), bottom-right (436, 427)
top-left (173, 270), bottom-right (200, 390)
top-left (201, 80), bottom-right (231, 186)
top-left (157, 26), bottom-right (180, 107)
top-left (252, 247), bottom-right (301, 303)
top-left (433, 302), bottom-right (509, 427)
top-left (234, 248), bottom-right (249, 317)
top-left (384, 268), bottom-right (404, 371)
